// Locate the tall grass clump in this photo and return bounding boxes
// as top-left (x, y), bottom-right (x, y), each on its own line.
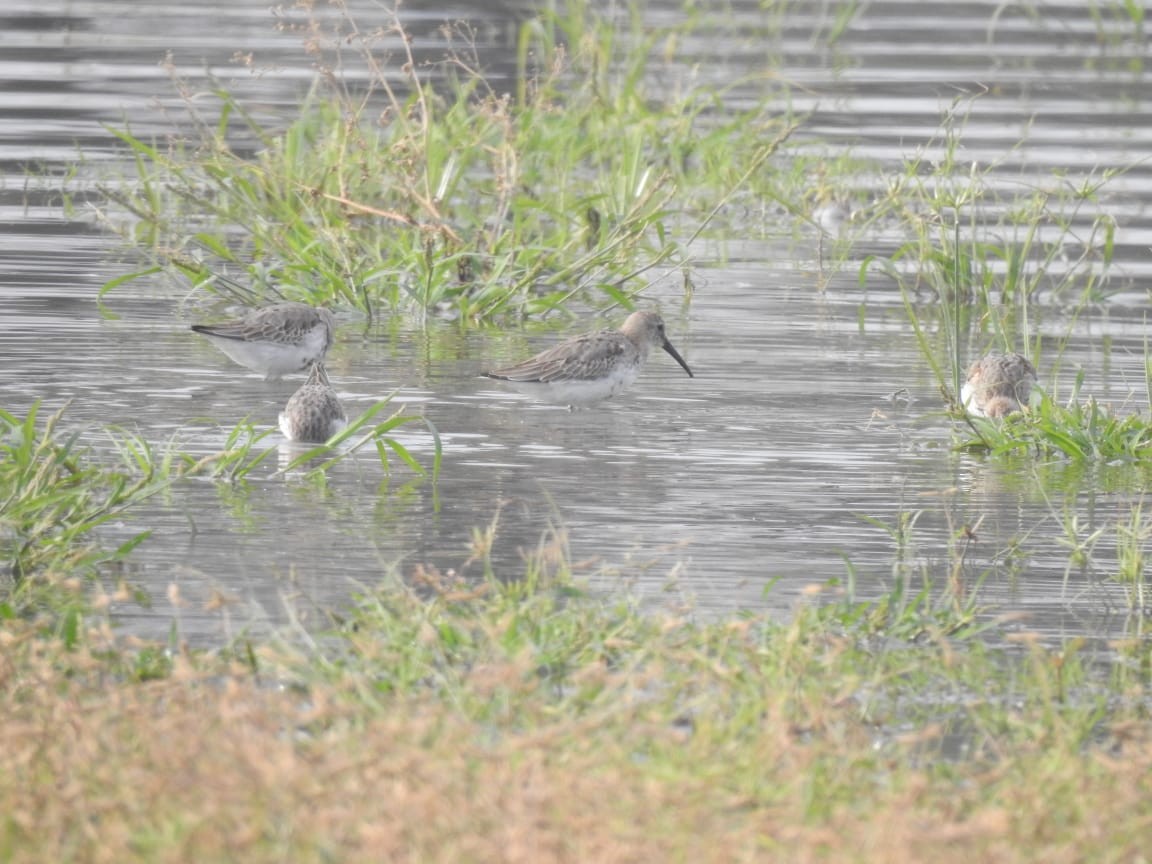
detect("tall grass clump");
top-left (93, 1), bottom-right (795, 323)
top-left (0, 403), bottom-right (166, 626)
top-left (841, 95), bottom-right (1135, 456)
top-left (951, 388), bottom-right (1152, 462)
top-left (865, 95), bottom-right (1118, 314)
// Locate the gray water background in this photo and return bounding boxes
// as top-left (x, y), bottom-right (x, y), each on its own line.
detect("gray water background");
top-left (3, 1), bottom-right (1152, 644)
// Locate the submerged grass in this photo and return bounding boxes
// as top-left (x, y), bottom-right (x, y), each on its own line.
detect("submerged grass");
top-left (180, 394), bottom-right (440, 483)
top-left (0, 399), bottom-right (436, 623)
top-left (2, 522), bottom-right (1152, 861)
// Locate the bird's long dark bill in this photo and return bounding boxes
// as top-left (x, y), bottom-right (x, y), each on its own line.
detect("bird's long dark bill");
top-left (189, 326), bottom-right (245, 341)
top-left (662, 340), bottom-right (694, 378)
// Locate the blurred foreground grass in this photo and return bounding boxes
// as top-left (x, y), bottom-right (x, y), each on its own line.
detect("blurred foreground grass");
top-left (2, 544), bottom-right (1151, 862)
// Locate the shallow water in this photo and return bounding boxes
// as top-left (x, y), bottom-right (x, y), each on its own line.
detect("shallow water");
top-left (3, 1), bottom-right (1152, 645)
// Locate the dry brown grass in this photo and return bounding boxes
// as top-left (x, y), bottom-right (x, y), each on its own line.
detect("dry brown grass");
top-left (3, 618), bottom-right (1152, 864)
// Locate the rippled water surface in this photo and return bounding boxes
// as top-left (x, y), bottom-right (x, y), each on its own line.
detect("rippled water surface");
top-left (4, 1), bottom-right (1152, 643)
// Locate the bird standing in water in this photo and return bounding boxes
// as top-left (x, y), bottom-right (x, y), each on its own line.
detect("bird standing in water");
top-left (483, 311), bottom-right (694, 408)
top-left (191, 302), bottom-right (335, 381)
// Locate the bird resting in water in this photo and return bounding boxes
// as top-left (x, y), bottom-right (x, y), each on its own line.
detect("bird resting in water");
top-left (961, 352), bottom-right (1036, 418)
top-left (278, 362), bottom-right (347, 443)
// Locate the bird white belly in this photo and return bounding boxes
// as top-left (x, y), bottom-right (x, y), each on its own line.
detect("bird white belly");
top-left (513, 363), bottom-right (641, 407)
top-left (208, 324), bottom-right (327, 380)
top-left (959, 381), bottom-right (979, 415)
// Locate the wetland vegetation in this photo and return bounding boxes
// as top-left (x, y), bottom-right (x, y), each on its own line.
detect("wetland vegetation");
top-left (6, 0), bottom-right (1152, 859)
